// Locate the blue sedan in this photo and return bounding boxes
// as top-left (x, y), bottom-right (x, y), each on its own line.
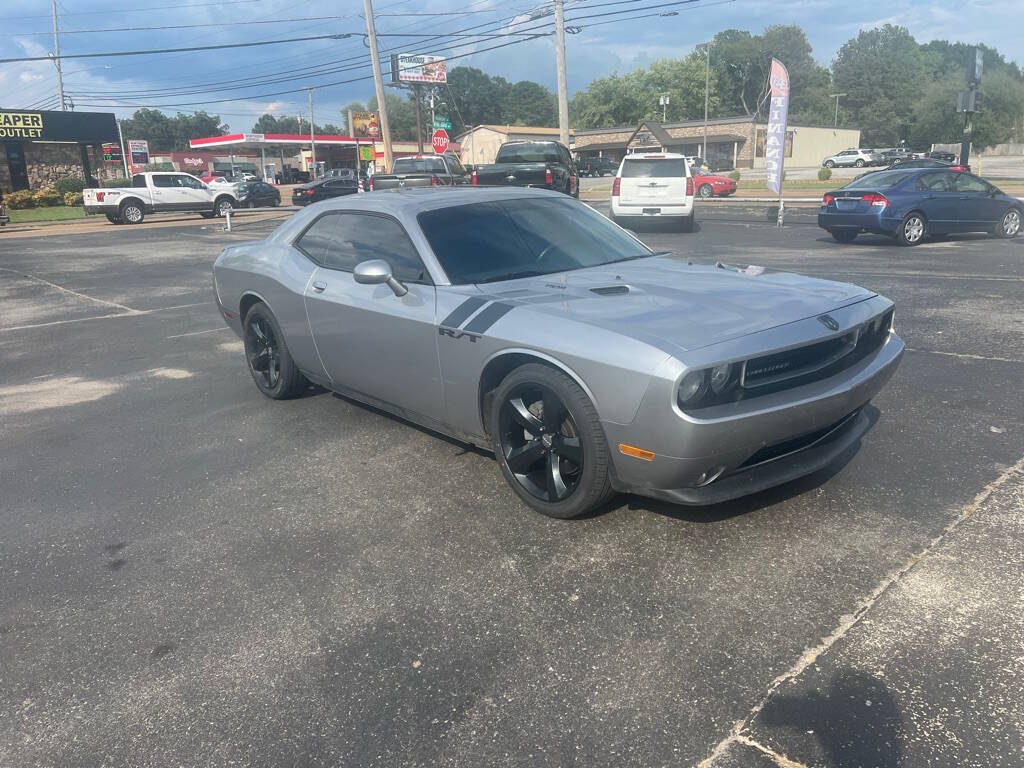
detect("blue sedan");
top-left (818, 168), bottom-right (1022, 245)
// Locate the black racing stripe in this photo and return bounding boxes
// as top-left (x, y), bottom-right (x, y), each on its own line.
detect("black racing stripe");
top-left (463, 301), bottom-right (514, 334)
top-left (440, 296), bottom-right (487, 329)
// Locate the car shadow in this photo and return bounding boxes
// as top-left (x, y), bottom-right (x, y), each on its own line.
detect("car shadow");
top-left (622, 405), bottom-right (880, 524)
top-left (816, 232), bottom-right (998, 247)
top-left (758, 666), bottom-right (904, 767)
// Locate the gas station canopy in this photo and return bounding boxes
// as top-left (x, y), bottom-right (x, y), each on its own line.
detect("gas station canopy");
top-left (189, 132), bottom-right (366, 149)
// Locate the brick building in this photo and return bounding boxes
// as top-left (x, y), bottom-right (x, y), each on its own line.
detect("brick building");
top-left (1, 109), bottom-right (120, 193)
top-left (573, 116), bottom-right (860, 170)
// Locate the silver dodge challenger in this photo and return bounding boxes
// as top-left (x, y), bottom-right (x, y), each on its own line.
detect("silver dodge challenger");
top-left (213, 187), bottom-right (903, 518)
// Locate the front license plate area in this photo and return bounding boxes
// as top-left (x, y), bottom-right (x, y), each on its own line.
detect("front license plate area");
top-left (642, 208), bottom-right (661, 215)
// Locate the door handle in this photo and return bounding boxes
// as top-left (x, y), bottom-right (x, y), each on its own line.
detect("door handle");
top-left (312, 280), bottom-right (327, 292)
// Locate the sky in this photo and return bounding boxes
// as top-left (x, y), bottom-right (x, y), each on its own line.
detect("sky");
top-left (0, 0), bottom-right (1020, 134)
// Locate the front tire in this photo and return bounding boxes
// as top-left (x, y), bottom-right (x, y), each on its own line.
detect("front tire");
top-left (490, 364), bottom-right (614, 518)
top-left (830, 229), bottom-right (858, 243)
top-left (996, 208), bottom-right (1021, 238)
top-left (824, 160), bottom-right (835, 169)
top-left (698, 184), bottom-right (713, 199)
top-left (242, 303), bottom-right (307, 399)
top-left (215, 197), bottom-right (234, 217)
top-left (897, 212), bottom-right (926, 246)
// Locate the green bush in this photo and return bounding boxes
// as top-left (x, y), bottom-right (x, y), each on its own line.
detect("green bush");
top-left (64, 191), bottom-right (84, 207)
top-left (817, 167), bottom-right (832, 181)
top-left (32, 187), bottom-right (62, 207)
top-left (54, 176), bottom-right (86, 197)
top-left (6, 190), bottom-right (36, 209)
top-left (102, 177), bottom-right (130, 188)
top-left (728, 170), bottom-right (741, 181)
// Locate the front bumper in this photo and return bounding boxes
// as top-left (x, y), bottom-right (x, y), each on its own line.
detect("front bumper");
top-left (603, 307), bottom-right (904, 505)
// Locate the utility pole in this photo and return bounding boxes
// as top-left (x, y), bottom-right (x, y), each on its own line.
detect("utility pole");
top-left (701, 41), bottom-right (711, 159)
top-left (306, 88), bottom-right (316, 176)
top-left (554, 0), bottom-right (570, 148)
top-left (51, 0), bottom-right (65, 110)
top-left (363, 0), bottom-right (393, 171)
top-left (659, 94), bottom-right (669, 122)
top-left (414, 85), bottom-right (424, 153)
top-left (828, 93), bottom-right (846, 128)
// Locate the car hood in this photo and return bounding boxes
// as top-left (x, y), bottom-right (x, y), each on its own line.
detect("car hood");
top-left (480, 257), bottom-right (873, 353)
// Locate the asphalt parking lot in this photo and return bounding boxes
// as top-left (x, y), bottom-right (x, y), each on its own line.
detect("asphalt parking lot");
top-left (2, 205), bottom-right (1022, 767)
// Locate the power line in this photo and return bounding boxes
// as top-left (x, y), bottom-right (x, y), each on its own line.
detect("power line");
top-left (0, 0), bottom-right (263, 21)
top-left (13, 16), bottom-right (351, 35)
top-left (0, 32), bottom-right (353, 63)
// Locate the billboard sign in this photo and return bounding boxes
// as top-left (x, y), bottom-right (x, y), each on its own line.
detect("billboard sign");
top-left (128, 139), bottom-right (150, 168)
top-left (349, 111), bottom-right (380, 138)
top-left (764, 58), bottom-right (790, 197)
top-left (359, 145), bottom-right (375, 162)
top-left (391, 53), bottom-right (447, 84)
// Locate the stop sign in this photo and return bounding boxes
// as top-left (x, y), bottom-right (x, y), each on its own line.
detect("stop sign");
top-left (431, 128), bottom-right (449, 154)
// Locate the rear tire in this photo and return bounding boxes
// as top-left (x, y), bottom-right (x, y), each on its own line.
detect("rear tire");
top-left (830, 229), bottom-right (858, 243)
top-left (242, 303), bottom-right (307, 399)
top-left (854, 159), bottom-right (865, 167)
top-left (679, 212), bottom-right (695, 233)
top-left (896, 212), bottom-right (926, 246)
top-left (489, 363), bottom-right (614, 518)
top-left (119, 200), bottom-right (145, 224)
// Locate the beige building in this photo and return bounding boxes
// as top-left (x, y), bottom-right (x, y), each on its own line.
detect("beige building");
top-left (573, 116), bottom-right (860, 170)
top-left (454, 125), bottom-right (574, 166)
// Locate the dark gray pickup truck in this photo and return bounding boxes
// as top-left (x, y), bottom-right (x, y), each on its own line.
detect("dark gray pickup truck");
top-left (370, 154), bottom-right (469, 190)
top-left (471, 140), bottom-right (579, 198)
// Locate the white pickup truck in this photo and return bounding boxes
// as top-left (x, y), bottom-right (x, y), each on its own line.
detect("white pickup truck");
top-left (83, 171), bottom-right (238, 224)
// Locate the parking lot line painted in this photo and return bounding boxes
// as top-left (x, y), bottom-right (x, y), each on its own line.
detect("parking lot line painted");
top-left (0, 302), bottom-right (210, 334)
top-left (166, 327), bottom-right (230, 339)
top-left (0, 266), bottom-right (139, 313)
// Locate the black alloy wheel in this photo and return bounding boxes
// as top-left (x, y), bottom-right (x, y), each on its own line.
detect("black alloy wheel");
top-left (245, 315), bottom-right (281, 391)
top-left (498, 384), bottom-right (583, 504)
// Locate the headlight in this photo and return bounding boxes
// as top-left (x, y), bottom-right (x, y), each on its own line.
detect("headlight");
top-left (709, 363), bottom-right (732, 394)
top-left (677, 370), bottom-right (707, 405)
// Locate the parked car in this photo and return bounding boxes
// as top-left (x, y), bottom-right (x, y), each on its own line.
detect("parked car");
top-left (579, 157), bottom-right (617, 177)
top-left (818, 168), bottom-right (1022, 245)
top-left (611, 152), bottom-right (695, 231)
top-left (82, 171), bottom-right (236, 224)
top-left (852, 158), bottom-right (968, 181)
top-left (878, 147), bottom-right (913, 165)
top-left (471, 141), bottom-right (578, 197)
top-left (370, 154), bottom-right (469, 190)
top-left (822, 148), bottom-right (877, 168)
top-left (213, 186), bottom-right (903, 518)
top-left (927, 150), bottom-right (957, 163)
top-left (235, 181), bottom-right (281, 208)
top-left (279, 167), bottom-right (311, 184)
top-left (692, 171), bottom-right (737, 198)
top-left (291, 176), bottom-right (359, 206)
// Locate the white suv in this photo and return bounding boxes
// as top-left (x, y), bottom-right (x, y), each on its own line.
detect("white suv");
top-left (611, 152), bottom-right (695, 232)
top-left (822, 148), bottom-right (875, 168)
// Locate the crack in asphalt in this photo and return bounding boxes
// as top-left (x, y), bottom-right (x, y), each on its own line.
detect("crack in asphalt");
top-left (698, 453), bottom-right (1024, 768)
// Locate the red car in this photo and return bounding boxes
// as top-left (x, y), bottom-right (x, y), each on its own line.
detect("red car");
top-left (692, 173), bottom-right (737, 198)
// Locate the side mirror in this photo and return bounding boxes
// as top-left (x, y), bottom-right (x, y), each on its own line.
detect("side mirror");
top-left (353, 259), bottom-right (408, 297)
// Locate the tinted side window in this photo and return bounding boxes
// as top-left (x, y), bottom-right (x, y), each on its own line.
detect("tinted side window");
top-left (295, 213), bottom-right (340, 265)
top-left (323, 213), bottom-right (431, 283)
top-left (953, 173), bottom-right (989, 193)
top-left (444, 155), bottom-right (465, 175)
top-left (151, 175), bottom-right (175, 188)
top-left (917, 172), bottom-right (952, 192)
top-left (132, 175), bottom-right (148, 188)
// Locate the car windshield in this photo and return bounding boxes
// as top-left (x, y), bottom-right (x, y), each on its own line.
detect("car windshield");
top-left (621, 159), bottom-right (687, 178)
top-left (496, 144), bottom-right (561, 163)
top-left (418, 197), bottom-right (653, 285)
top-left (840, 170), bottom-right (915, 190)
top-left (392, 158), bottom-right (445, 173)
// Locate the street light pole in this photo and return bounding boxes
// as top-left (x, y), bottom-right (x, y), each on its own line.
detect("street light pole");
top-left (828, 93), bottom-right (846, 128)
top-left (363, 0), bottom-right (393, 171)
top-left (306, 88), bottom-right (317, 176)
top-left (51, 0), bottom-right (65, 110)
top-left (701, 41), bottom-right (711, 159)
top-left (554, 0), bottom-right (570, 148)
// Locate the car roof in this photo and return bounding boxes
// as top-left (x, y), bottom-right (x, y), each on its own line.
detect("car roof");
top-left (624, 152), bottom-right (687, 159)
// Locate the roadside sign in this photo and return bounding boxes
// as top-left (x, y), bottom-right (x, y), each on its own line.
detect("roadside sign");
top-left (391, 53), bottom-right (447, 84)
top-left (432, 117), bottom-right (452, 131)
top-left (431, 128), bottom-right (449, 155)
top-left (127, 139), bottom-right (149, 171)
top-left (101, 142), bottom-right (123, 163)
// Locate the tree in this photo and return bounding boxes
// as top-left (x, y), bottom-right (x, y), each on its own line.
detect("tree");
top-left (502, 80), bottom-right (556, 126)
top-left (910, 70), bottom-right (1024, 150)
top-left (121, 109), bottom-right (226, 151)
top-left (832, 25), bottom-right (927, 145)
top-left (445, 66), bottom-right (508, 129)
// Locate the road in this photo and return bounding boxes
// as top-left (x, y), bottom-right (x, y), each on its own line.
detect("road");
top-left (1, 206), bottom-right (1022, 767)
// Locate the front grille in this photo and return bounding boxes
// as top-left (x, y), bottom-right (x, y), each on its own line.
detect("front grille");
top-left (742, 331), bottom-right (859, 388)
